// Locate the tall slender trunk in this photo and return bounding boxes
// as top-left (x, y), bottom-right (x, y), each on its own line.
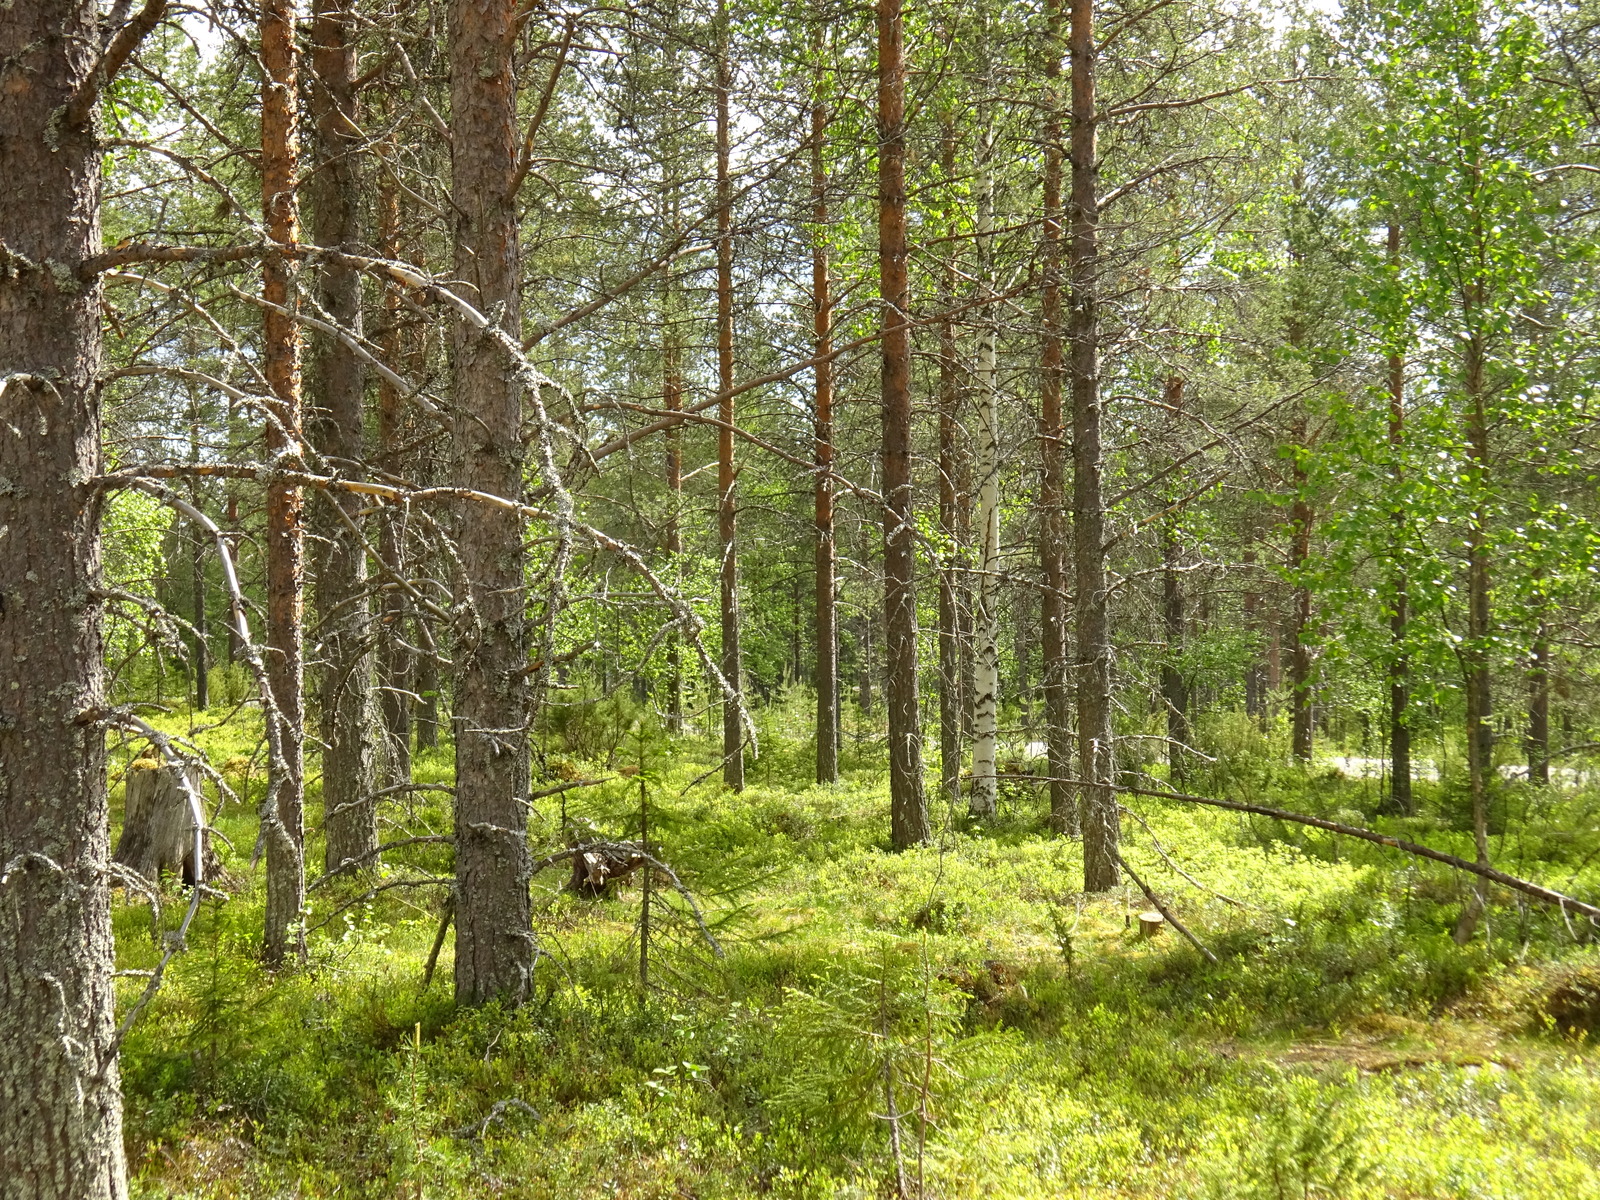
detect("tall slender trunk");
top-left (449, 0), bottom-right (534, 1004)
top-left (192, 520), bottom-right (209, 709)
top-left (658, 35), bottom-right (685, 735)
top-left (189, 400), bottom-right (210, 711)
top-left (1242, 546), bottom-right (1262, 720)
top-left (970, 125), bottom-right (1001, 821)
top-left (1457, 330), bottom-right (1494, 939)
top-left (414, 619), bottom-right (441, 750)
top-left (812, 45), bottom-right (839, 784)
top-left (1267, 612), bottom-right (1282, 693)
top-left (1528, 619), bottom-right (1549, 786)
top-left (859, 605), bottom-right (875, 716)
top-left (1288, 415), bottom-right (1315, 763)
top-left (937, 117), bottom-right (965, 810)
top-left (0, 2), bottom-right (128, 1191)
top-left (879, 0), bottom-right (930, 848)
top-left (375, 134), bottom-right (413, 786)
top-left (226, 490), bottom-right (244, 666)
top-left (1161, 526), bottom-right (1189, 771)
top-left (1386, 223), bottom-right (1412, 814)
top-left (1069, 0), bottom-right (1118, 890)
top-left (791, 571), bottom-right (802, 687)
top-left (658, 137), bottom-right (686, 735)
top-left (1014, 586), bottom-right (1033, 724)
top-left (310, 0), bottom-right (376, 874)
top-left (663, 251), bottom-right (684, 733)
top-left (1161, 377), bottom-right (1188, 779)
top-left (716, 7), bottom-right (744, 790)
top-left (412, 133), bottom-right (445, 760)
top-left (261, 0), bottom-right (307, 966)
top-left (1040, 0), bottom-right (1073, 831)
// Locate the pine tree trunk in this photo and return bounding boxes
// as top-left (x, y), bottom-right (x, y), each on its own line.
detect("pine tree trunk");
top-left (859, 606), bottom-right (875, 716)
top-left (414, 623), bottom-right (441, 751)
top-left (812, 53), bottom-right (839, 784)
top-left (261, 0), bottom-right (308, 966)
top-left (189, 428), bottom-right (210, 711)
top-left (1161, 378), bottom-right (1189, 778)
top-left (0, 4), bottom-right (128, 1192)
top-left (663, 271), bottom-right (685, 733)
top-left (1069, 0), bottom-right (1118, 890)
top-left (192, 525), bottom-right (209, 709)
top-left (1040, 1), bottom-right (1073, 831)
top-left (1386, 223), bottom-right (1412, 814)
top-left (938, 118), bottom-right (966, 811)
top-left (1014, 585), bottom-right (1033, 725)
top-left (661, 162), bottom-right (685, 735)
top-left (310, 0), bottom-right (377, 875)
top-left (375, 137), bottom-right (413, 786)
top-left (878, 0), bottom-right (930, 849)
top-left (970, 129), bottom-right (1001, 821)
top-left (449, 0), bottom-right (534, 1005)
top-left (715, 8), bottom-right (744, 791)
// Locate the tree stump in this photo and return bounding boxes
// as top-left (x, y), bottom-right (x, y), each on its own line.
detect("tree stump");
top-left (1137, 911), bottom-right (1165, 939)
top-left (114, 759), bottom-right (212, 886)
top-left (569, 841), bottom-right (646, 897)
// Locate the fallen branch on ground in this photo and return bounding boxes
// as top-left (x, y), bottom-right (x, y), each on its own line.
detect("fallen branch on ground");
top-left (1106, 781), bottom-right (1600, 924)
top-left (1112, 850), bottom-right (1218, 964)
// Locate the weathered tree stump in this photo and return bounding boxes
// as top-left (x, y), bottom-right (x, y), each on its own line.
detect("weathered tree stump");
top-left (114, 759), bottom-right (213, 886)
top-left (1137, 911), bottom-right (1165, 939)
top-left (569, 841), bottom-right (646, 897)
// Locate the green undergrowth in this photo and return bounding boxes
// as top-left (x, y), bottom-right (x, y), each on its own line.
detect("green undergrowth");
top-left (110, 702), bottom-right (1600, 1198)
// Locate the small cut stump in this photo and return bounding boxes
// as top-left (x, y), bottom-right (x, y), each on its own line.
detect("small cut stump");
top-left (1137, 911), bottom-right (1165, 939)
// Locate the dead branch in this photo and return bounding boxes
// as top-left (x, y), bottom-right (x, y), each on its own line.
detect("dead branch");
top-left (1112, 781), bottom-right (1600, 923)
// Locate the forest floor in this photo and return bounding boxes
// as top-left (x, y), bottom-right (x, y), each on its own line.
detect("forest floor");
top-left (111, 699), bottom-right (1600, 1198)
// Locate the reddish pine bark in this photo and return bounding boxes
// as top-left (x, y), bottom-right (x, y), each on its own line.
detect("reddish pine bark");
top-left (261, 0), bottom-right (308, 965)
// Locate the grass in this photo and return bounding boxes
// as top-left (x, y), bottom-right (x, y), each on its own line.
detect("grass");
top-left (108, 696), bottom-right (1600, 1198)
